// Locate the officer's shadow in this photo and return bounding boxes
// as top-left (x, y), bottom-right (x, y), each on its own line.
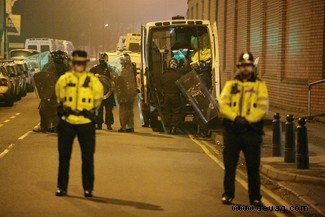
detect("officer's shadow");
top-left (68, 195), bottom-right (164, 211)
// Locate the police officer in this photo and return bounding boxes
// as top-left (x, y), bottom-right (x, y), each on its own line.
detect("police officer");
top-left (219, 52), bottom-right (269, 206)
top-left (115, 54), bottom-right (137, 133)
top-left (161, 58), bottom-right (183, 134)
top-left (33, 51), bottom-right (67, 133)
top-left (90, 53), bottom-right (115, 130)
top-left (52, 50), bottom-right (70, 77)
top-left (55, 50), bottom-right (103, 197)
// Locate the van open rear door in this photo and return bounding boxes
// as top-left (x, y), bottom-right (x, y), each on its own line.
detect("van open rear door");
top-left (212, 22), bottom-right (221, 99)
top-left (139, 26), bottom-right (150, 127)
top-left (141, 26), bottom-right (148, 102)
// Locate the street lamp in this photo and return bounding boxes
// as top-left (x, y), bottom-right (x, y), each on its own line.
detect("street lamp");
top-left (103, 24), bottom-right (109, 51)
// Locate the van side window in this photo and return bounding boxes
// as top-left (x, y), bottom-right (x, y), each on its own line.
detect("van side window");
top-left (41, 45), bottom-right (50, 52)
top-left (28, 45), bottom-right (37, 50)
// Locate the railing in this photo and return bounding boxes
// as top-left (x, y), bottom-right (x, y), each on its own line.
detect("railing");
top-left (307, 79), bottom-right (325, 117)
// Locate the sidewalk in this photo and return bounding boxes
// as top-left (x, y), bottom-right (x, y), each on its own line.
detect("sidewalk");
top-left (262, 106), bottom-right (325, 185)
top-left (210, 105), bottom-right (325, 215)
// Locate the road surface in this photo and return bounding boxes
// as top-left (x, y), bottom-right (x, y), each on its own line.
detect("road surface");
top-left (0, 94), bottom-right (288, 217)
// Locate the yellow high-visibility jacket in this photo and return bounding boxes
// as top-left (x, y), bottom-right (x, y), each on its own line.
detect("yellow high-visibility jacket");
top-left (55, 71), bottom-right (104, 125)
top-left (191, 48), bottom-right (212, 63)
top-left (219, 75), bottom-right (269, 124)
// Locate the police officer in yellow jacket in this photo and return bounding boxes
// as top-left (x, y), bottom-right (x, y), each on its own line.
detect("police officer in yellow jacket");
top-left (219, 52), bottom-right (269, 207)
top-left (55, 50), bottom-right (103, 198)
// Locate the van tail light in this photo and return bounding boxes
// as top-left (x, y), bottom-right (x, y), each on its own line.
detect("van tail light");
top-left (1, 79), bottom-right (8, 86)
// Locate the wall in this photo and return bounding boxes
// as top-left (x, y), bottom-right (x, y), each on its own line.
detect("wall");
top-left (188, 0), bottom-right (325, 115)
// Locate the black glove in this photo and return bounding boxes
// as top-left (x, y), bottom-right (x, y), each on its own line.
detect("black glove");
top-left (234, 116), bottom-right (249, 126)
top-left (57, 105), bottom-right (65, 118)
top-left (57, 104), bottom-right (71, 118)
top-left (82, 109), bottom-right (98, 124)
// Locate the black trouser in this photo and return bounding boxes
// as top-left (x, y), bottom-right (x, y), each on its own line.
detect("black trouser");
top-left (223, 130), bottom-right (262, 201)
top-left (57, 120), bottom-right (96, 191)
top-left (97, 95), bottom-right (114, 126)
top-left (162, 93), bottom-right (182, 128)
top-left (119, 98), bottom-right (135, 130)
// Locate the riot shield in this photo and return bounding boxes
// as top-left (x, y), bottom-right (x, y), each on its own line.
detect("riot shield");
top-left (176, 70), bottom-right (219, 126)
top-left (98, 75), bottom-right (114, 100)
top-left (32, 52), bottom-right (58, 100)
top-left (29, 52), bottom-right (59, 131)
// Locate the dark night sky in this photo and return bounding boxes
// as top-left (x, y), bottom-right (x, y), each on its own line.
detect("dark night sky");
top-left (12, 0), bottom-right (187, 50)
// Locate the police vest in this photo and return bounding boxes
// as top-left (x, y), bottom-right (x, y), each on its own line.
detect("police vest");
top-left (55, 71), bottom-right (103, 124)
top-left (219, 75), bottom-right (269, 124)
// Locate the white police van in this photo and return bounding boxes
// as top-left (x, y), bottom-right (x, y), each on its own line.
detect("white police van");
top-left (25, 38), bottom-right (74, 56)
top-left (140, 16), bottom-right (220, 131)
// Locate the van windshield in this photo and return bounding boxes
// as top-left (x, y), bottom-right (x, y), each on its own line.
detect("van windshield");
top-left (149, 25), bottom-right (211, 70)
top-left (129, 43), bottom-right (141, 53)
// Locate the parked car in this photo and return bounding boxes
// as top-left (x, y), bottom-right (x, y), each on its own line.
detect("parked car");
top-left (15, 60), bottom-right (34, 92)
top-left (0, 65), bottom-right (16, 106)
top-left (14, 63), bottom-right (27, 96)
top-left (9, 49), bottom-right (39, 59)
top-left (0, 61), bottom-right (24, 100)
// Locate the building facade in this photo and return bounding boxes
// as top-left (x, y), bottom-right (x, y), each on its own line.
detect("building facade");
top-left (187, 0), bottom-right (325, 115)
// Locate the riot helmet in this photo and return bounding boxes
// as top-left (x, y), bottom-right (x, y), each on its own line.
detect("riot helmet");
top-left (120, 53), bottom-right (131, 67)
top-left (99, 52), bottom-right (108, 65)
top-left (237, 52), bottom-right (254, 67)
top-left (198, 61), bottom-right (208, 72)
top-left (168, 58), bottom-right (179, 70)
top-left (51, 50), bottom-right (66, 64)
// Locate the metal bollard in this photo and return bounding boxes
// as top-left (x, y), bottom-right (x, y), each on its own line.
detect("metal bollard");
top-left (297, 118), bottom-right (309, 169)
top-left (284, 114), bottom-right (296, 163)
top-left (272, 113), bottom-right (283, 156)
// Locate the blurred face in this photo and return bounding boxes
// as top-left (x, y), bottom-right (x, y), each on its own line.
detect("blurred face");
top-left (72, 61), bottom-right (86, 72)
top-left (238, 63), bottom-right (254, 76)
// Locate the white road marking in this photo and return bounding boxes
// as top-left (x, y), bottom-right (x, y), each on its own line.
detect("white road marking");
top-left (0, 144), bottom-right (15, 159)
top-left (16, 113), bottom-right (21, 116)
top-left (0, 130), bottom-right (32, 160)
top-left (4, 120), bottom-right (10, 123)
top-left (18, 131), bottom-right (32, 140)
top-left (10, 116), bottom-right (16, 119)
top-left (0, 124), bottom-right (3, 128)
top-left (189, 135), bottom-right (287, 217)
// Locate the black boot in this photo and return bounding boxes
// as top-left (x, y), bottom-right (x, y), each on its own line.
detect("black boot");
top-left (221, 194), bottom-right (233, 205)
top-left (251, 199), bottom-right (264, 207)
top-left (96, 125), bottom-right (102, 130)
top-left (118, 128), bottom-right (126, 133)
top-left (169, 126), bottom-right (176, 134)
top-left (84, 190), bottom-right (93, 198)
top-left (126, 128), bottom-right (134, 133)
top-left (55, 188), bottom-right (67, 197)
